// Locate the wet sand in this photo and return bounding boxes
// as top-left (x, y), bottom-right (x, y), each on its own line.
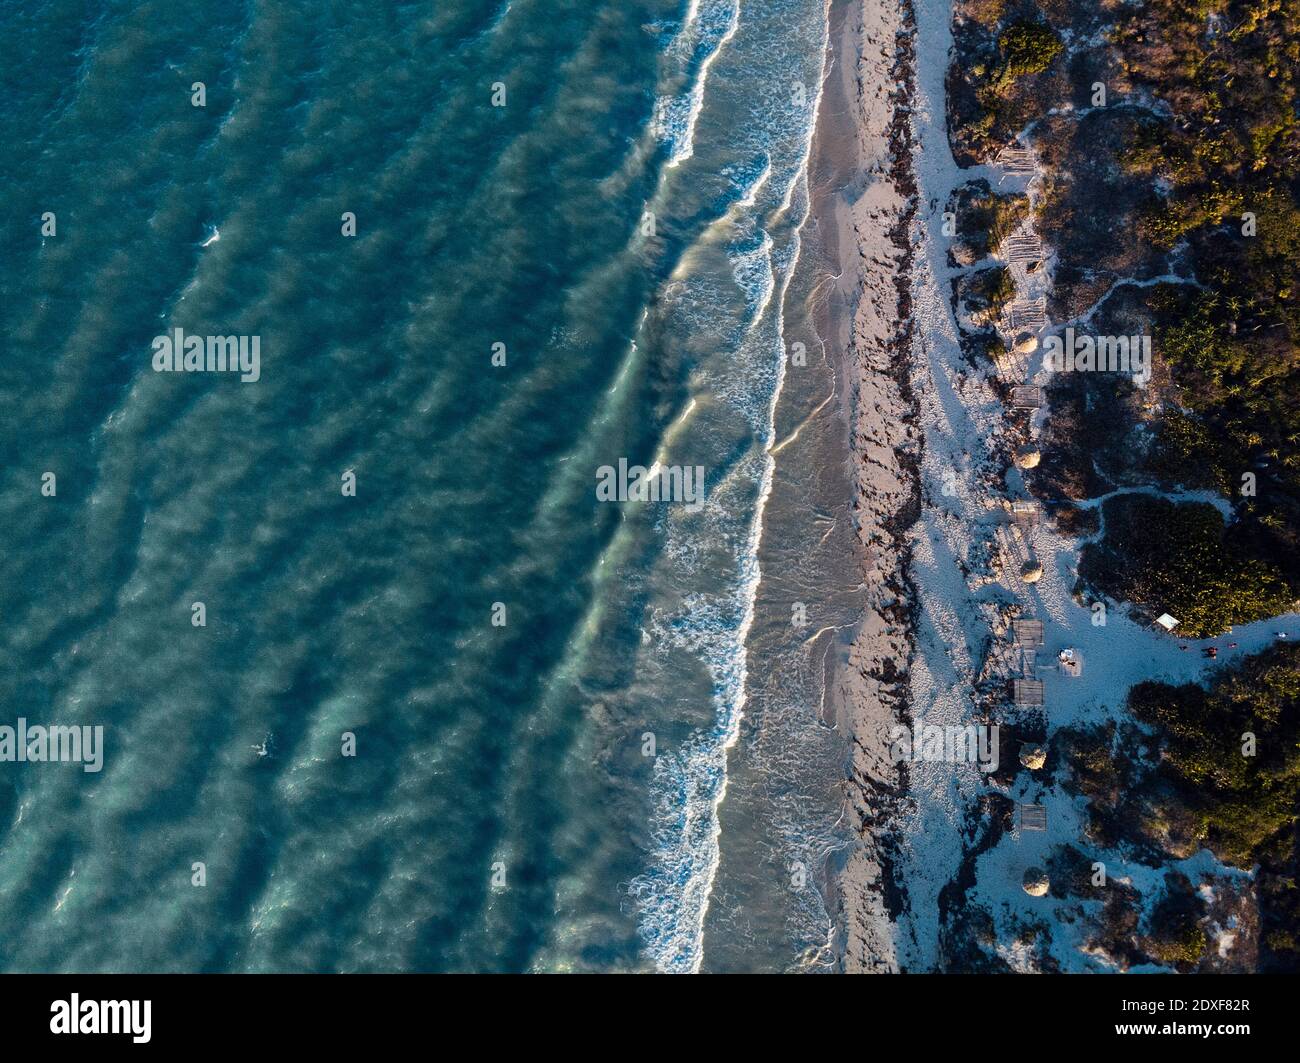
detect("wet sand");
top-left (801, 0), bottom-right (919, 972)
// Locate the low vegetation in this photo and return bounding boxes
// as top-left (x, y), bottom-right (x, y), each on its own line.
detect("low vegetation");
top-left (994, 20), bottom-right (1063, 85)
top-left (962, 264), bottom-right (1017, 322)
top-left (1057, 645), bottom-right (1300, 970)
top-left (950, 181), bottom-right (1031, 262)
top-left (1143, 874), bottom-right (1211, 971)
top-left (945, 6), bottom-right (1068, 164)
top-left (948, 0), bottom-right (1300, 974)
top-left (1129, 645), bottom-right (1300, 865)
top-left (1078, 495), bottom-right (1292, 638)
top-left (1113, 0), bottom-right (1300, 595)
top-left (974, 21), bottom-right (1065, 133)
top-left (1129, 645), bottom-right (1300, 969)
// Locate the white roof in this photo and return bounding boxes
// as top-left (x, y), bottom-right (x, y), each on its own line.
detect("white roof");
top-left (1155, 613), bottom-right (1179, 631)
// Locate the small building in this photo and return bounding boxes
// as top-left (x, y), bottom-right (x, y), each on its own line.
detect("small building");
top-left (1155, 613), bottom-right (1179, 633)
top-left (1014, 446), bottom-right (1041, 469)
top-left (1012, 678), bottom-right (1045, 707)
top-left (1018, 803), bottom-right (1048, 831)
top-left (1022, 867), bottom-right (1050, 896)
top-left (1059, 648), bottom-right (1081, 677)
top-left (1013, 619), bottom-right (1044, 648)
top-left (1010, 385), bottom-right (1042, 409)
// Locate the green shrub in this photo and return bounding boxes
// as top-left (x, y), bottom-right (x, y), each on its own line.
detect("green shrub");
top-left (1079, 495), bottom-right (1293, 638)
top-left (963, 264), bottom-right (1017, 320)
top-left (996, 21), bottom-right (1063, 84)
top-left (1147, 923), bottom-right (1208, 967)
top-left (1147, 409), bottom-right (1240, 494)
top-left (1128, 644), bottom-right (1300, 868)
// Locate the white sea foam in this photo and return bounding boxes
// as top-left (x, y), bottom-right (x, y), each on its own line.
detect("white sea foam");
top-left (727, 154), bottom-right (773, 209)
top-left (652, 0), bottom-right (740, 167)
top-left (629, 0), bottom-right (832, 973)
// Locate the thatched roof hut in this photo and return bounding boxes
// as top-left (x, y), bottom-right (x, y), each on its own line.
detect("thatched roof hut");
top-left (1023, 867), bottom-right (1050, 896)
top-left (1014, 446), bottom-right (1041, 469)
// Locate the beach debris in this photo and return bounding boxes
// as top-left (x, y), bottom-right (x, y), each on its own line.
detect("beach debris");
top-left (1014, 445), bottom-right (1041, 469)
top-left (1020, 560), bottom-right (1043, 583)
top-left (1022, 867), bottom-right (1050, 896)
top-left (1019, 744), bottom-right (1047, 770)
top-left (1154, 613), bottom-right (1180, 632)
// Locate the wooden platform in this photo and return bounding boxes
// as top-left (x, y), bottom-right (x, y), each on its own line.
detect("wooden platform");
top-left (1010, 385), bottom-right (1042, 409)
top-left (1013, 619), bottom-right (1044, 647)
top-left (995, 146), bottom-right (1038, 176)
top-left (1011, 500), bottom-right (1040, 526)
top-left (1007, 297), bottom-right (1047, 332)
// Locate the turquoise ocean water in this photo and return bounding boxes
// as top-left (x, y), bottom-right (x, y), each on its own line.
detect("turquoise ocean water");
top-left (0, 0), bottom-right (856, 971)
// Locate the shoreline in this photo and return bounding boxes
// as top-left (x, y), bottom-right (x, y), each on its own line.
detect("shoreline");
top-left (732, 0), bottom-right (1299, 974)
top-left (801, 0), bottom-right (920, 972)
